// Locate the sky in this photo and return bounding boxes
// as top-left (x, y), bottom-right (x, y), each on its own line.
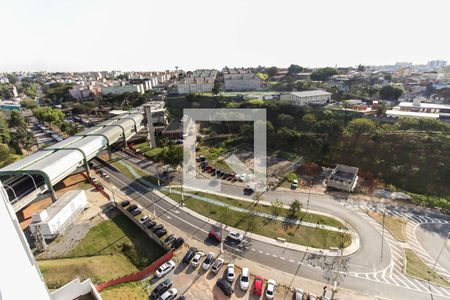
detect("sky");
top-left (1, 0), bottom-right (449, 72)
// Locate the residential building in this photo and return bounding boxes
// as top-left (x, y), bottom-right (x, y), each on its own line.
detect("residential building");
top-left (223, 68), bottom-right (261, 91)
top-left (0, 100), bottom-right (21, 111)
top-left (101, 82), bottom-right (145, 95)
top-left (280, 90), bottom-right (332, 106)
top-left (426, 60), bottom-right (447, 71)
top-left (177, 70), bottom-right (218, 94)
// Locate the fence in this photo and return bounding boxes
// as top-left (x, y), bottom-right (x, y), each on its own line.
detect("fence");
top-left (95, 250), bottom-right (173, 292)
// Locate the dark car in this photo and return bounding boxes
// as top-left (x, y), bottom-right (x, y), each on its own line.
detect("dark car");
top-left (150, 278), bottom-right (172, 300)
top-left (164, 234), bottom-right (176, 245)
top-left (120, 200), bottom-right (130, 207)
top-left (145, 220), bottom-right (157, 229)
top-left (182, 247), bottom-right (197, 264)
top-left (217, 278), bottom-right (233, 296)
top-left (155, 228), bottom-right (167, 238)
top-left (175, 296), bottom-right (186, 300)
top-left (171, 237), bottom-right (184, 250)
top-left (126, 204), bottom-right (137, 212)
top-left (152, 224), bottom-right (164, 232)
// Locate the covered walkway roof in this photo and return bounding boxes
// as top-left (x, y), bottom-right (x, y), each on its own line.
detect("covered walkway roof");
top-left (0, 111), bottom-right (144, 201)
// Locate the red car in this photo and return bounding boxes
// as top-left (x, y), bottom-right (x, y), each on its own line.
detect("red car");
top-left (253, 275), bottom-right (264, 296)
top-left (208, 229), bottom-right (222, 242)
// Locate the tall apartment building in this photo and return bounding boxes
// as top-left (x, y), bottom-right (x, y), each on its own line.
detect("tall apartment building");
top-left (223, 68), bottom-right (261, 91)
top-left (177, 70), bottom-right (218, 94)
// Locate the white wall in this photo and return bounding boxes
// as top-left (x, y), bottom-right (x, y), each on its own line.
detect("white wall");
top-left (50, 277), bottom-right (102, 300)
top-left (0, 181), bottom-right (52, 300)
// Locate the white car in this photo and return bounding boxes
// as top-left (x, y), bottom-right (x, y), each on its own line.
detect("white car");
top-left (239, 267), bottom-right (250, 290)
top-left (227, 231), bottom-right (244, 242)
top-left (155, 260), bottom-right (176, 278)
top-left (294, 288), bottom-right (304, 300)
top-left (160, 287), bottom-right (178, 300)
top-left (265, 279), bottom-right (276, 299)
top-left (291, 179), bottom-right (298, 189)
top-left (191, 251), bottom-right (204, 267)
top-left (202, 252), bottom-right (215, 270)
top-left (226, 264), bottom-right (235, 282)
top-left (139, 215), bottom-right (150, 224)
top-left (308, 293), bottom-right (317, 300)
top-left (211, 258), bottom-right (224, 274)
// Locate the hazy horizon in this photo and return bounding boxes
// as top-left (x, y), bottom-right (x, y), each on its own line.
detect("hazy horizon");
top-left (1, 0), bottom-right (449, 72)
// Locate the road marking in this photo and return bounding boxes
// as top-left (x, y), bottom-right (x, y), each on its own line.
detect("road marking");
top-left (280, 257), bottom-right (286, 260)
top-left (289, 259), bottom-right (295, 263)
top-left (272, 254), bottom-right (278, 258)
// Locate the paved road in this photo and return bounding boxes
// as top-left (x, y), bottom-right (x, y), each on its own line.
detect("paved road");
top-left (98, 153), bottom-right (450, 299)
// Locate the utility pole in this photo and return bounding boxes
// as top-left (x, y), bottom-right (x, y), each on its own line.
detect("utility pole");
top-left (380, 200), bottom-right (386, 262)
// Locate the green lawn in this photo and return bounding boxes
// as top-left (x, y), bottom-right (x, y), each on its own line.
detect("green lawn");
top-left (38, 255), bottom-right (138, 289)
top-left (405, 249), bottom-right (450, 287)
top-left (67, 214), bottom-right (166, 269)
top-left (101, 281), bottom-right (148, 300)
top-left (174, 187), bottom-right (346, 229)
top-left (163, 190), bottom-right (350, 249)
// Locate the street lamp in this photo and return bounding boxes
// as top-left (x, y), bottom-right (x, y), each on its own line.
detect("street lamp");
top-left (379, 200), bottom-right (386, 262)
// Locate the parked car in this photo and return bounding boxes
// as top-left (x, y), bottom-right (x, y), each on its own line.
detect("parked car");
top-left (120, 200), bottom-right (130, 207)
top-left (164, 234), bottom-right (176, 245)
top-left (216, 278), bottom-right (233, 296)
top-left (265, 279), bottom-right (276, 299)
top-left (155, 260), bottom-right (176, 278)
top-left (227, 172), bottom-right (236, 180)
top-left (207, 167), bottom-right (216, 174)
top-left (291, 179), bottom-right (298, 189)
top-left (252, 275), bottom-right (264, 296)
top-left (239, 267), bottom-right (250, 290)
top-left (307, 294), bottom-right (317, 300)
top-left (126, 204), bottom-right (137, 212)
top-left (146, 220), bottom-right (157, 229)
top-left (160, 288), bottom-right (178, 300)
top-left (191, 252), bottom-right (204, 267)
top-left (150, 278), bottom-right (172, 300)
top-left (130, 205), bottom-right (143, 216)
top-left (175, 296), bottom-right (186, 300)
top-left (182, 247), bottom-right (197, 264)
top-left (227, 231), bottom-right (244, 243)
top-left (171, 237), bottom-right (184, 250)
top-left (155, 228), bottom-right (167, 238)
top-left (226, 264), bottom-right (235, 282)
top-left (152, 224), bottom-right (164, 232)
top-left (294, 288), bottom-right (304, 300)
top-left (202, 252), bottom-right (215, 270)
top-left (208, 229), bottom-right (222, 242)
top-left (139, 215), bottom-right (150, 224)
top-left (211, 258), bottom-right (224, 274)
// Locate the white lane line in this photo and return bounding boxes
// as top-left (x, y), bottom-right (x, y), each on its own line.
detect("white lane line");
top-left (258, 250), bottom-right (263, 254)
top-left (280, 257), bottom-right (286, 260)
top-left (289, 259), bottom-right (295, 263)
top-left (166, 215), bottom-right (172, 219)
top-left (251, 248), bottom-right (256, 251)
top-left (265, 252), bottom-right (271, 256)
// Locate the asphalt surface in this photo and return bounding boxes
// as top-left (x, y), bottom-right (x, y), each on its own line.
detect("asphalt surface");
top-left (96, 153), bottom-right (450, 300)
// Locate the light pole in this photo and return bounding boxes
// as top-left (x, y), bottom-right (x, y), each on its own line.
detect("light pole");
top-left (111, 185), bottom-right (117, 205)
top-left (380, 200), bottom-right (386, 262)
top-left (432, 232), bottom-right (450, 272)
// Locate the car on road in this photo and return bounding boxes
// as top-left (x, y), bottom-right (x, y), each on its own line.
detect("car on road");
top-left (226, 264), bottom-right (235, 282)
top-left (160, 288), bottom-right (178, 300)
top-left (151, 224), bottom-right (164, 232)
top-left (227, 231), bottom-right (244, 243)
top-left (265, 279), bottom-right (276, 299)
top-left (239, 267), bottom-right (250, 290)
top-left (164, 234), bottom-right (176, 245)
top-left (291, 179), bottom-right (298, 189)
top-left (120, 200), bottom-right (130, 207)
top-left (182, 247), bottom-right (197, 264)
top-left (146, 220), bottom-right (157, 229)
top-left (150, 278), bottom-right (172, 300)
top-left (202, 252), bottom-right (215, 270)
top-left (139, 215), bottom-right (150, 224)
top-left (208, 229), bottom-right (222, 242)
top-left (126, 204), bottom-right (137, 212)
top-left (171, 237), bottom-right (184, 250)
top-left (216, 278), bottom-right (233, 296)
top-left (294, 288), bottom-right (304, 300)
top-left (211, 258), bottom-right (224, 274)
top-left (307, 293), bottom-right (317, 300)
top-left (252, 275), bottom-right (264, 296)
top-left (191, 252), bottom-right (204, 267)
top-left (155, 228), bottom-right (167, 238)
top-left (155, 260), bottom-right (176, 278)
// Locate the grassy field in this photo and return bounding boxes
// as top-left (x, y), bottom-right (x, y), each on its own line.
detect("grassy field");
top-left (67, 214), bottom-right (166, 269)
top-left (164, 190), bottom-right (350, 249)
top-left (176, 187), bottom-right (346, 229)
top-left (404, 249), bottom-right (450, 287)
top-left (367, 210), bottom-right (406, 242)
top-left (38, 255), bottom-right (138, 289)
top-left (101, 281), bottom-right (148, 300)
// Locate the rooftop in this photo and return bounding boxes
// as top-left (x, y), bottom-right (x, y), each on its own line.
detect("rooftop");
top-left (289, 90), bottom-right (332, 97)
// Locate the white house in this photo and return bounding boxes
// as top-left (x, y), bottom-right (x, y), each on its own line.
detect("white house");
top-left (280, 90), bottom-right (332, 106)
top-left (223, 68), bottom-right (261, 91)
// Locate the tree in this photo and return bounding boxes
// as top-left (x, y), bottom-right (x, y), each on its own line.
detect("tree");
top-left (379, 85), bottom-right (403, 101)
top-left (8, 110), bottom-right (27, 128)
top-left (7, 74), bottom-right (18, 84)
top-left (0, 143), bottom-right (19, 167)
top-left (288, 200), bottom-right (302, 219)
top-left (267, 66), bottom-right (278, 77)
top-left (376, 102), bottom-right (388, 117)
top-left (276, 113), bottom-right (294, 127)
top-left (20, 99), bottom-right (38, 110)
top-left (271, 199), bottom-right (283, 216)
top-left (212, 80), bottom-right (221, 95)
top-left (357, 64), bottom-right (366, 72)
top-left (33, 106), bottom-right (65, 125)
top-left (0, 115), bottom-right (11, 144)
top-left (287, 64), bottom-right (304, 75)
top-left (310, 67), bottom-right (338, 81)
